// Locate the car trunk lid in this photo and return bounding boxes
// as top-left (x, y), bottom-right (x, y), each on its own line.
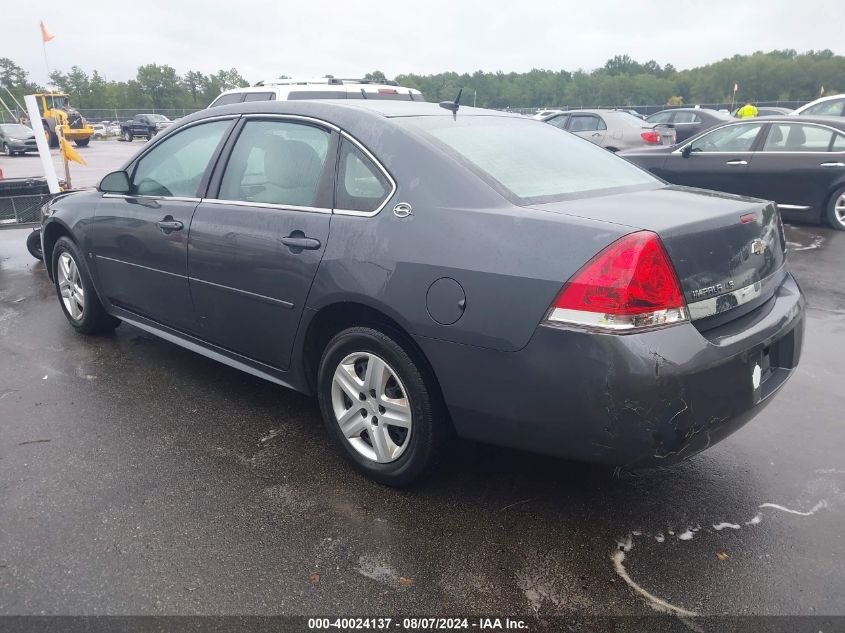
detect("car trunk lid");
top-left (530, 185), bottom-right (787, 330)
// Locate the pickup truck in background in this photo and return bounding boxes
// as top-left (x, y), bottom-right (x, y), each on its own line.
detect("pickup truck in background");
top-left (119, 114), bottom-right (173, 141)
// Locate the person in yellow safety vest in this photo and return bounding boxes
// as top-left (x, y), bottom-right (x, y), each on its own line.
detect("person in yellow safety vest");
top-left (736, 101), bottom-right (759, 119)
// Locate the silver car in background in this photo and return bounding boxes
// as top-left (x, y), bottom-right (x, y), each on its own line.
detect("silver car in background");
top-left (541, 109), bottom-right (675, 151)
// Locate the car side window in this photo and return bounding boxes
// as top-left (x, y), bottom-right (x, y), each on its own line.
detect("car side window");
top-left (131, 120), bottom-right (231, 197)
top-left (570, 115), bottom-right (601, 132)
top-left (673, 112), bottom-right (700, 124)
top-left (689, 123), bottom-right (764, 153)
top-left (210, 93), bottom-right (244, 107)
top-left (762, 123), bottom-right (835, 152)
top-left (647, 112), bottom-right (674, 124)
top-left (218, 119), bottom-right (331, 207)
top-left (242, 92), bottom-right (276, 102)
top-left (803, 99), bottom-right (844, 117)
top-left (335, 140), bottom-right (391, 213)
top-left (546, 115), bottom-right (569, 130)
top-left (832, 134), bottom-right (845, 152)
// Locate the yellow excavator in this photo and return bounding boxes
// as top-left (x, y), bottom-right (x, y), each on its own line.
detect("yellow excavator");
top-left (35, 93), bottom-right (94, 148)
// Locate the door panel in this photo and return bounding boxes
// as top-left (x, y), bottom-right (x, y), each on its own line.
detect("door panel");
top-left (92, 119), bottom-right (233, 331)
top-left (94, 197), bottom-right (199, 330)
top-left (568, 115), bottom-right (606, 146)
top-left (666, 152), bottom-right (755, 196)
top-left (663, 122), bottom-right (765, 197)
top-left (187, 118), bottom-right (336, 370)
top-left (746, 123), bottom-right (843, 212)
top-left (188, 204), bottom-right (331, 369)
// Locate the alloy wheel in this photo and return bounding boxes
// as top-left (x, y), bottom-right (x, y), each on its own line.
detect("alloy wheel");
top-left (331, 352), bottom-right (412, 463)
top-left (835, 193), bottom-right (845, 228)
top-left (58, 252), bottom-right (84, 320)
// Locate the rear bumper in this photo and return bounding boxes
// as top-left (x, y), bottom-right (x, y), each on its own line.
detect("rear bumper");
top-left (418, 273), bottom-right (805, 467)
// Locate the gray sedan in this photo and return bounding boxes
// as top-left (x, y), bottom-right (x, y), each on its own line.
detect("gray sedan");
top-left (40, 100), bottom-right (804, 485)
top-left (0, 123), bottom-right (37, 155)
top-left (541, 109), bottom-right (675, 151)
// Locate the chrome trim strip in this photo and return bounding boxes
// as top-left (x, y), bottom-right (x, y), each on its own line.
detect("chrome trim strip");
top-left (334, 131), bottom-right (397, 218)
top-left (189, 277), bottom-right (294, 309)
top-left (777, 204), bottom-right (812, 210)
top-left (546, 307), bottom-right (688, 331)
top-left (102, 194), bottom-right (201, 202)
top-left (241, 113), bottom-right (340, 132)
top-left (200, 198), bottom-right (331, 214)
top-left (114, 313), bottom-right (293, 387)
top-left (96, 255), bottom-right (186, 278)
top-left (687, 269), bottom-right (783, 320)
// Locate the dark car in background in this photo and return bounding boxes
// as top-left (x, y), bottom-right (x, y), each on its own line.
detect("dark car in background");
top-left (620, 116), bottom-right (845, 230)
top-left (0, 123), bottom-right (37, 156)
top-left (542, 109), bottom-right (675, 151)
top-left (40, 100), bottom-right (804, 485)
top-left (120, 114), bottom-right (173, 141)
top-left (646, 108), bottom-right (732, 142)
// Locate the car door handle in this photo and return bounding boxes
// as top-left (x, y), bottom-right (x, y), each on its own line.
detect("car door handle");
top-left (725, 160), bottom-right (748, 166)
top-left (157, 217), bottom-right (183, 232)
top-left (280, 233), bottom-right (321, 252)
top-left (820, 162), bottom-right (845, 168)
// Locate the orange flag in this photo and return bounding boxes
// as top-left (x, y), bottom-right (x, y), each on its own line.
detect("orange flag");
top-left (61, 136), bottom-right (86, 166)
top-left (40, 21), bottom-right (55, 43)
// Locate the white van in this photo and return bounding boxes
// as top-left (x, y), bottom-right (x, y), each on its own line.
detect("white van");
top-left (208, 77), bottom-right (424, 107)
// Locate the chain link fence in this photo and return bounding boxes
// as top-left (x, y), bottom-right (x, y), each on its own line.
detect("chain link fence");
top-left (0, 108), bottom-right (204, 124)
top-left (0, 179), bottom-right (52, 226)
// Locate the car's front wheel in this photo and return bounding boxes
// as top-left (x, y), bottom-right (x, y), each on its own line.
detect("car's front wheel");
top-left (2, 142), bottom-right (13, 156)
top-left (826, 186), bottom-right (845, 231)
top-left (122, 129), bottom-right (133, 142)
top-left (52, 237), bottom-right (120, 335)
top-left (317, 326), bottom-right (446, 486)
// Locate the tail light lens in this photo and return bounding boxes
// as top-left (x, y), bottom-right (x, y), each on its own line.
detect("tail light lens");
top-left (545, 231), bottom-right (688, 331)
top-left (641, 130), bottom-right (662, 144)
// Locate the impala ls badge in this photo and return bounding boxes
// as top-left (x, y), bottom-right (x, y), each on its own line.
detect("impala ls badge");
top-left (751, 238), bottom-right (767, 255)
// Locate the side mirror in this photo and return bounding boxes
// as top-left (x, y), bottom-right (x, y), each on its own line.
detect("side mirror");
top-left (681, 145), bottom-right (692, 158)
top-left (99, 170), bottom-right (130, 194)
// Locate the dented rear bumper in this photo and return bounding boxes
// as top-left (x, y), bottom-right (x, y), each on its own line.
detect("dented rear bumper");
top-left (418, 273), bottom-right (805, 467)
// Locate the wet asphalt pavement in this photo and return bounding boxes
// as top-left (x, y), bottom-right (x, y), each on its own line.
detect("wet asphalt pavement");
top-left (0, 221), bottom-right (843, 620)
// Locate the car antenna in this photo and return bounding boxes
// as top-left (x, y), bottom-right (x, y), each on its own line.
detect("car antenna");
top-left (439, 88), bottom-right (463, 118)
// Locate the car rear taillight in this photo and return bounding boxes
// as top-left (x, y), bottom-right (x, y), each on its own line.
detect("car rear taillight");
top-left (545, 231), bottom-right (688, 331)
top-left (641, 130), bottom-right (662, 144)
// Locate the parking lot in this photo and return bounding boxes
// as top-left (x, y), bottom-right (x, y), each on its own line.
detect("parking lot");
top-left (1, 140), bottom-right (844, 622)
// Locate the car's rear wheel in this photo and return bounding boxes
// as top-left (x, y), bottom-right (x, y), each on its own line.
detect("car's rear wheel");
top-left (826, 187), bottom-right (845, 231)
top-left (147, 130), bottom-right (154, 141)
top-left (52, 237), bottom-right (120, 335)
top-left (317, 326), bottom-right (446, 486)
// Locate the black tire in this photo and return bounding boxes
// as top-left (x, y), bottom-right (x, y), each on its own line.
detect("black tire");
top-left (824, 186), bottom-right (845, 231)
top-left (146, 130), bottom-right (154, 141)
top-left (74, 138), bottom-right (90, 147)
top-left (2, 142), bottom-right (12, 156)
top-left (45, 129), bottom-right (59, 148)
top-left (317, 326), bottom-right (447, 486)
top-left (26, 230), bottom-right (43, 260)
top-left (122, 129), bottom-right (133, 142)
top-left (52, 237), bottom-right (121, 335)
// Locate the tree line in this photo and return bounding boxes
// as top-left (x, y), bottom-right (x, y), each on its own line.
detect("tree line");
top-left (1, 49), bottom-right (842, 114)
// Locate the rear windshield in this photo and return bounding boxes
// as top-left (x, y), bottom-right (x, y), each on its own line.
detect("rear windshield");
top-left (400, 116), bottom-right (659, 204)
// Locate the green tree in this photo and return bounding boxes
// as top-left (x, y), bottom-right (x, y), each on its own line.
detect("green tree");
top-left (136, 63), bottom-right (181, 109)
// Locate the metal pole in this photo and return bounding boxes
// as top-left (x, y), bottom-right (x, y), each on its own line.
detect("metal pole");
top-left (56, 126), bottom-right (72, 190)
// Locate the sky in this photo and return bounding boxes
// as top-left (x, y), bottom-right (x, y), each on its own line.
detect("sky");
top-left (6, 0), bottom-right (845, 85)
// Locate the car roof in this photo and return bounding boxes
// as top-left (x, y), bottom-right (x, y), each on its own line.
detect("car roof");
top-left (195, 99), bottom-right (520, 120)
